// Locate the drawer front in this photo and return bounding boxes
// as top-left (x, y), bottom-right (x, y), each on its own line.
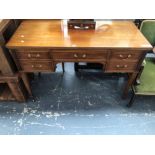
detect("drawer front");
top-left (110, 51), bottom-right (143, 61)
top-left (19, 61), bottom-right (54, 72)
top-left (52, 50), bottom-right (107, 61)
top-left (15, 50), bottom-right (51, 60)
top-left (106, 61), bottom-right (138, 72)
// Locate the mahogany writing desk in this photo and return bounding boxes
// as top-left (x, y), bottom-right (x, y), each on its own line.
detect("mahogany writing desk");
top-left (6, 20), bottom-right (152, 99)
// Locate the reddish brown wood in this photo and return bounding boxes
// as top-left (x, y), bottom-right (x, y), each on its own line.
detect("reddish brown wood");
top-left (19, 60), bottom-right (54, 72)
top-left (0, 19), bottom-right (31, 102)
top-left (6, 20), bottom-right (153, 99)
top-left (0, 74), bottom-right (27, 102)
top-left (16, 50), bottom-right (51, 60)
top-left (6, 20), bottom-right (152, 49)
top-left (52, 50), bottom-right (107, 61)
top-left (106, 61), bottom-right (138, 73)
top-left (7, 81), bottom-right (26, 102)
top-left (122, 72), bottom-right (138, 99)
top-left (0, 84), bottom-right (15, 101)
top-left (109, 50), bottom-right (143, 61)
top-left (20, 73), bottom-right (32, 96)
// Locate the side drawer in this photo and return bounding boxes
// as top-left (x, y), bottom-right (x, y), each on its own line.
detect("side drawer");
top-left (52, 50), bottom-right (107, 61)
top-left (15, 50), bottom-right (51, 60)
top-left (106, 61), bottom-right (138, 72)
top-left (19, 60), bottom-right (54, 72)
top-left (110, 50), bottom-right (144, 61)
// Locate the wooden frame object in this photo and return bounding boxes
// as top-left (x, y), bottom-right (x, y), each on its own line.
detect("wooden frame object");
top-left (67, 19), bottom-right (96, 30)
top-left (0, 19), bottom-right (31, 102)
top-left (0, 74), bottom-right (27, 102)
top-left (6, 20), bottom-right (152, 100)
top-left (0, 19), bottom-right (18, 75)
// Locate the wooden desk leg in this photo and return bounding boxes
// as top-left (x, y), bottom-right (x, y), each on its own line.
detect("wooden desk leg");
top-left (74, 63), bottom-right (79, 72)
top-left (8, 81), bottom-right (26, 102)
top-left (135, 65), bottom-right (144, 85)
top-left (122, 72), bottom-right (137, 99)
top-left (38, 72), bottom-right (41, 78)
top-left (21, 73), bottom-right (32, 96)
top-left (126, 93), bottom-right (136, 107)
top-left (62, 62), bottom-right (65, 72)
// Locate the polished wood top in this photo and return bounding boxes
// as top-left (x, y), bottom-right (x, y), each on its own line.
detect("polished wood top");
top-left (6, 20), bottom-right (152, 49)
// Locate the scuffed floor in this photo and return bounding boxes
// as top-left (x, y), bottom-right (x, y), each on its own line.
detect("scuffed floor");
top-left (0, 63), bottom-right (155, 135)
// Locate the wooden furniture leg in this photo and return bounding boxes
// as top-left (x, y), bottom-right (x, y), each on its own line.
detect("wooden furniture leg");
top-left (62, 62), bottom-right (65, 72)
top-left (7, 80), bottom-right (26, 102)
top-left (74, 63), bottom-right (79, 72)
top-left (38, 72), bottom-right (41, 78)
top-left (20, 73), bottom-right (32, 96)
top-left (135, 65), bottom-right (144, 85)
top-left (122, 72), bottom-right (138, 99)
top-left (126, 93), bottom-right (136, 107)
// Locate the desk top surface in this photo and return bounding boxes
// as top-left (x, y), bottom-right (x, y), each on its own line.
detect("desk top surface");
top-left (6, 20), bottom-right (152, 49)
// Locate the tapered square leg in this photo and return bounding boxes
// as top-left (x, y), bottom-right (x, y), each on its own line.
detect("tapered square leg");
top-left (21, 73), bottom-right (32, 96)
top-left (122, 73), bottom-right (137, 99)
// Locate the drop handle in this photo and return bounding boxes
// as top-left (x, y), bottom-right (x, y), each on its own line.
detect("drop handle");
top-left (28, 54), bottom-right (31, 58)
top-left (74, 25), bottom-right (89, 30)
top-left (74, 54), bottom-right (78, 58)
top-left (119, 54), bottom-right (132, 59)
top-left (36, 54), bottom-right (40, 57)
top-left (116, 65), bottom-right (127, 68)
top-left (31, 65), bottom-right (42, 68)
top-left (82, 54), bottom-right (87, 58)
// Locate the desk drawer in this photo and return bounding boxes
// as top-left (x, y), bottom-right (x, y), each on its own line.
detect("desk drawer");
top-left (52, 50), bottom-right (107, 61)
top-left (19, 61), bottom-right (54, 72)
top-left (15, 50), bottom-right (51, 60)
top-left (110, 51), bottom-right (143, 61)
top-left (106, 61), bottom-right (137, 72)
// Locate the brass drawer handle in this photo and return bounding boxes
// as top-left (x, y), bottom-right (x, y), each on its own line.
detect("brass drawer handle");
top-left (74, 54), bottom-right (78, 58)
top-left (31, 64), bottom-right (42, 68)
top-left (28, 54), bottom-right (31, 58)
top-left (36, 54), bottom-right (40, 57)
top-left (119, 54), bottom-right (132, 59)
top-left (82, 54), bottom-right (87, 58)
top-left (116, 65), bottom-right (127, 68)
top-left (28, 53), bottom-right (40, 58)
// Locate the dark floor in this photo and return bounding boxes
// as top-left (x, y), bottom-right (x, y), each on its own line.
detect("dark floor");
top-left (0, 63), bottom-right (155, 135)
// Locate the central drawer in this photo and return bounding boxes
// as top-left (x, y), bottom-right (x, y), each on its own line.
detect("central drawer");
top-left (52, 50), bottom-right (107, 62)
top-left (19, 60), bottom-right (54, 72)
